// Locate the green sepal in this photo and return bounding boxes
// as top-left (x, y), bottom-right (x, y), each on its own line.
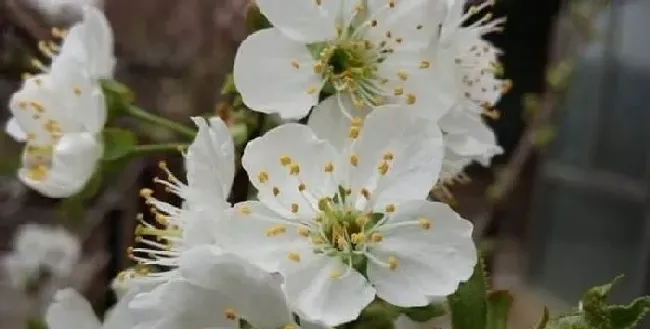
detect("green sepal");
top-left (346, 299), bottom-right (401, 329)
top-left (447, 254), bottom-right (488, 329)
top-left (25, 318), bottom-right (48, 329)
top-left (102, 128), bottom-right (138, 161)
top-left (245, 3), bottom-right (271, 33)
top-left (399, 303), bottom-right (446, 322)
top-left (221, 74), bottom-right (237, 96)
top-left (229, 122), bottom-right (249, 147)
top-left (486, 291), bottom-right (513, 329)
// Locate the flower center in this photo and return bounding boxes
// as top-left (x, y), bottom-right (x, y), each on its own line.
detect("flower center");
top-left (23, 144), bottom-right (53, 181)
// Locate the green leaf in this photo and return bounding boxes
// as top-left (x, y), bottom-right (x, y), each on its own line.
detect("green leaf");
top-left (447, 254), bottom-right (488, 329)
top-left (486, 291), bottom-right (513, 329)
top-left (25, 318), bottom-right (48, 329)
top-left (400, 303), bottom-right (446, 322)
top-left (534, 307), bottom-right (550, 329)
top-left (102, 128), bottom-right (137, 161)
top-left (606, 296), bottom-right (650, 329)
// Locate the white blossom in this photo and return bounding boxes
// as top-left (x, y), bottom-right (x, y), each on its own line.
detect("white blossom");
top-left (127, 117), bottom-right (234, 285)
top-left (435, 0), bottom-right (507, 180)
top-left (2, 224), bottom-right (80, 289)
top-left (216, 107), bottom-right (476, 326)
top-left (233, 0), bottom-right (449, 119)
top-left (46, 288), bottom-right (136, 329)
top-left (7, 58), bottom-right (106, 198)
top-left (130, 249), bottom-right (330, 329)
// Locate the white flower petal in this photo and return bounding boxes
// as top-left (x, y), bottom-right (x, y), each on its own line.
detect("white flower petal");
top-left (283, 255), bottom-right (376, 327)
top-left (256, 0), bottom-right (347, 42)
top-left (364, 0), bottom-right (440, 50)
top-left (129, 279), bottom-right (234, 329)
top-left (242, 123), bottom-right (338, 219)
top-left (216, 201), bottom-right (313, 273)
top-left (46, 289), bottom-right (102, 329)
top-left (308, 95), bottom-right (370, 152)
top-left (54, 6), bottom-right (115, 78)
top-left (234, 28), bottom-right (321, 119)
top-left (367, 200), bottom-right (476, 306)
top-left (5, 117), bottom-right (27, 142)
top-left (186, 116), bottom-right (235, 208)
top-left (348, 107), bottom-right (444, 212)
top-left (103, 289), bottom-right (140, 329)
top-left (444, 118), bottom-right (502, 167)
top-left (179, 249), bottom-right (293, 329)
top-left (19, 132), bottom-right (101, 198)
top-left (299, 318), bottom-right (334, 329)
top-left (377, 48), bottom-right (452, 120)
top-left (49, 57), bottom-right (107, 134)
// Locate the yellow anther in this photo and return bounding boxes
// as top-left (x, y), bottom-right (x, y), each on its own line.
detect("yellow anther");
top-left (377, 161), bottom-right (389, 175)
top-left (311, 236), bottom-right (325, 244)
top-left (345, 188), bottom-right (352, 195)
top-left (314, 0), bottom-right (321, 5)
top-left (306, 85), bottom-right (318, 94)
top-left (397, 70), bottom-right (408, 81)
top-left (416, 24), bottom-right (423, 30)
top-left (291, 203), bottom-right (299, 213)
top-left (371, 232), bottom-right (383, 242)
top-left (348, 126), bottom-right (360, 139)
top-left (336, 236), bottom-right (346, 249)
top-left (280, 155), bottom-right (292, 167)
top-left (238, 206), bottom-right (251, 215)
top-left (258, 171), bottom-right (269, 183)
top-left (287, 252), bottom-right (301, 262)
top-left (406, 93), bottom-right (416, 105)
top-left (27, 165), bottom-right (48, 181)
top-left (388, 256), bottom-right (398, 270)
top-left (419, 60), bottom-right (430, 69)
top-left (360, 187), bottom-right (371, 200)
top-left (388, 0), bottom-right (395, 8)
top-left (139, 188), bottom-right (154, 199)
top-left (385, 204), bottom-right (396, 213)
top-left (73, 87), bottom-right (82, 95)
top-left (290, 59), bottom-right (300, 69)
top-left (371, 19), bottom-right (378, 27)
top-left (298, 226), bottom-right (309, 237)
top-left (224, 309), bottom-right (237, 320)
top-left (350, 154), bottom-right (359, 167)
top-left (51, 27), bottom-right (68, 38)
top-left (289, 163), bottom-right (300, 176)
top-left (323, 162), bottom-right (334, 173)
top-left (273, 186), bottom-right (280, 196)
top-left (385, 30), bottom-right (392, 38)
top-left (501, 79), bottom-right (513, 93)
top-left (383, 152), bottom-right (394, 161)
top-left (329, 270), bottom-right (341, 279)
top-left (266, 224), bottom-right (287, 237)
top-left (393, 87), bottom-right (404, 96)
top-left (313, 62), bottom-right (324, 73)
top-left (351, 233), bottom-right (366, 244)
top-left (351, 116), bottom-right (364, 126)
top-left (418, 217), bottom-right (431, 230)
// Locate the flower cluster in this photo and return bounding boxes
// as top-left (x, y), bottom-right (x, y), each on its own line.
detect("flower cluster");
top-left (2, 223), bottom-right (80, 290)
top-left (3, 0), bottom-right (512, 328)
top-left (5, 6), bottom-right (114, 198)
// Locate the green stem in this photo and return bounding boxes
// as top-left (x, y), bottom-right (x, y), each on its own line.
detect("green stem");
top-left (130, 144), bottom-right (189, 157)
top-left (125, 105), bottom-right (197, 139)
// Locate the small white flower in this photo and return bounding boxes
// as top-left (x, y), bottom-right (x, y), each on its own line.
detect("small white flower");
top-left (217, 108), bottom-right (476, 326)
top-left (2, 224), bottom-right (80, 289)
top-left (8, 58), bottom-right (106, 198)
top-left (51, 5), bottom-right (116, 79)
top-left (130, 248), bottom-right (323, 329)
top-left (46, 287), bottom-right (136, 329)
top-left (234, 0), bottom-right (448, 119)
top-left (127, 117), bottom-right (234, 285)
top-left (434, 0), bottom-right (507, 179)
